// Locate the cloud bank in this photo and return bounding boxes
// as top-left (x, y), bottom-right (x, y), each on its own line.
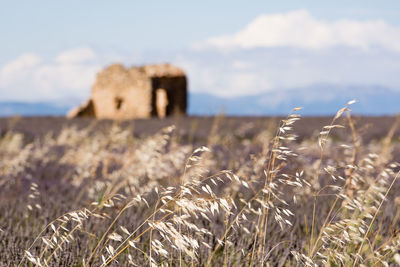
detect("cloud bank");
top-left (0, 47), bottom-right (101, 103)
top-left (203, 9), bottom-right (400, 52)
top-left (1, 10), bottom-right (400, 106)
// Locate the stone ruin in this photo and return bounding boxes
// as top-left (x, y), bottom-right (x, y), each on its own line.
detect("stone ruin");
top-left (67, 63), bottom-right (187, 119)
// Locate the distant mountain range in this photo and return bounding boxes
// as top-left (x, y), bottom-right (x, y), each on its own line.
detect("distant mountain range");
top-left (190, 84), bottom-right (400, 115)
top-left (0, 102), bottom-right (70, 117)
top-left (1, 85), bottom-right (399, 117)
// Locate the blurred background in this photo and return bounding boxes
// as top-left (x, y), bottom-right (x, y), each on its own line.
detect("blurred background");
top-left (0, 0), bottom-right (399, 116)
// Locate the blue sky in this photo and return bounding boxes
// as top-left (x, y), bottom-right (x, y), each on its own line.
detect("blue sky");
top-left (1, 1), bottom-right (400, 107)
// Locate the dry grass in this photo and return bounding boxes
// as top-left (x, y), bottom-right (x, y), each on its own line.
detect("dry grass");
top-left (1, 104), bottom-right (400, 266)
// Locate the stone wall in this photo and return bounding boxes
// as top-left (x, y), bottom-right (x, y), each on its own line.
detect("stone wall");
top-left (91, 64), bottom-right (152, 119)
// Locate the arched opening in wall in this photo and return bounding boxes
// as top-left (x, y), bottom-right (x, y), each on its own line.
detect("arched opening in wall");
top-left (155, 88), bottom-right (169, 118)
top-left (115, 97), bottom-right (124, 111)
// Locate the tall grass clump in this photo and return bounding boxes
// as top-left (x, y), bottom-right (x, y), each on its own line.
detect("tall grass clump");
top-left (1, 103), bottom-right (400, 266)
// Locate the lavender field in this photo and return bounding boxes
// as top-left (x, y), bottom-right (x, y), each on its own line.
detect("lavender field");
top-left (1, 105), bottom-right (400, 266)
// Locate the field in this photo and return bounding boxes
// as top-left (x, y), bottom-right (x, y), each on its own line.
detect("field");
top-left (2, 106), bottom-right (400, 266)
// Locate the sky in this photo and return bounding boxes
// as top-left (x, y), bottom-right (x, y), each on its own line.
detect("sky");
top-left (0, 1), bottom-right (399, 110)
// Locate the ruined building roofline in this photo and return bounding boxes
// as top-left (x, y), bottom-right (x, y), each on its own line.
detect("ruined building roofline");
top-left (101, 63), bottom-right (185, 78)
top-left (140, 64), bottom-right (185, 78)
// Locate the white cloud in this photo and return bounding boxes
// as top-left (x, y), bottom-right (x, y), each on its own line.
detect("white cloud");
top-left (203, 9), bottom-right (400, 52)
top-left (232, 60), bottom-right (253, 70)
top-left (181, 10), bottom-right (400, 98)
top-left (0, 47), bottom-right (102, 102)
top-left (1, 54), bottom-right (41, 80)
top-left (176, 45), bottom-right (400, 98)
top-left (56, 47), bottom-right (97, 63)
